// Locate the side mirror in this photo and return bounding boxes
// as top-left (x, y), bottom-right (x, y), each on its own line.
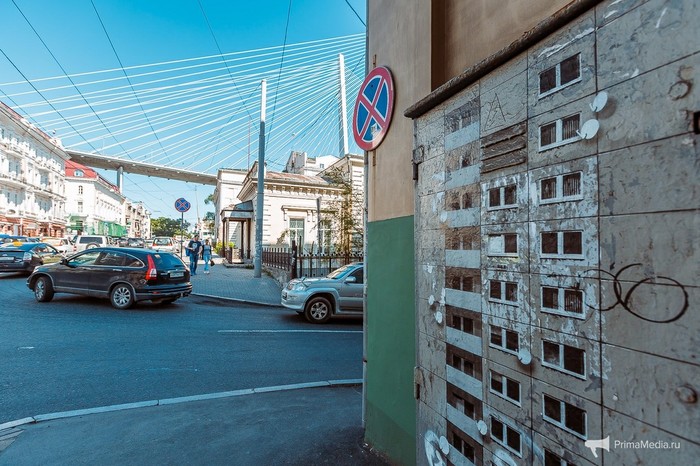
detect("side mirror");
top-left (60, 258), bottom-right (69, 266)
top-left (345, 276), bottom-right (357, 283)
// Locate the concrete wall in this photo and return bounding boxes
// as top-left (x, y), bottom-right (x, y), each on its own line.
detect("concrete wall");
top-left (411, 1), bottom-right (699, 465)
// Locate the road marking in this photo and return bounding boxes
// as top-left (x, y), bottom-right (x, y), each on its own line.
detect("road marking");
top-left (18, 347), bottom-right (35, 350)
top-left (218, 329), bottom-right (362, 334)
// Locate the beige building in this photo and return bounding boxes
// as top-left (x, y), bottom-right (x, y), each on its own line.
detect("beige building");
top-left (0, 102), bottom-right (68, 237)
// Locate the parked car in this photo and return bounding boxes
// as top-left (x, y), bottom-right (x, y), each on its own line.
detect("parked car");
top-left (281, 262), bottom-right (364, 323)
top-left (1, 235), bottom-right (30, 245)
top-left (0, 242), bottom-right (63, 275)
top-left (74, 235), bottom-right (110, 252)
top-left (151, 236), bottom-right (176, 253)
top-left (27, 247), bottom-right (192, 309)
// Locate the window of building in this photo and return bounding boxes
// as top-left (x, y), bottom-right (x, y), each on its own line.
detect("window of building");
top-left (543, 394), bottom-right (587, 438)
top-left (489, 325), bottom-right (519, 354)
top-left (541, 231), bottom-right (583, 258)
top-left (539, 114), bottom-right (581, 151)
top-left (540, 172), bottom-right (582, 203)
top-left (450, 353), bottom-right (474, 377)
top-left (541, 286), bottom-right (585, 318)
top-left (489, 280), bottom-right (518, 304)
top-left (490, 416), bottom-right (522, 457)
top-left (289, 218), bottom-right (304, 248)
top-left (489, 371), bottom-right (521, 405)
top-left (78, 185), bottom-right (83, 195)
top-left (544, 448), bottom-right (577, 466)
top-left (74, 169), bottom-right (84, 177)
top-left (487, 233), bottom-right (518, 256)
top-left (539, 54), bottom-right (582, 97)
top-left (448, 384), bottom-right (477, 419)
top-left (542, 340), bottom-right (586, 377)
top-left (447, 306), bottom-right (481, 336)
top-left (446, 268), bottom-right (477, 293)
top-left (318, 218), bottom-right (332, 253)
top-left (487, 184), bottom-right (517, 210)
top-left (447, 345), bottom-right (481, 380)
top-left (448, 424), bottom-right (476, 463)
top-left (77, 201), bottom-right (83, 214)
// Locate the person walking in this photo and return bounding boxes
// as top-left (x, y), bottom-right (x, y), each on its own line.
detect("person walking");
top-left (186, 234), bottom-right (203, 275)
top-left (202, 239), bottom-right (213, 274)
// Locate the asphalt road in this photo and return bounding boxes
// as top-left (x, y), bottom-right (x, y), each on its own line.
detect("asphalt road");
top-left (0, 272), bottom-right (363, 424)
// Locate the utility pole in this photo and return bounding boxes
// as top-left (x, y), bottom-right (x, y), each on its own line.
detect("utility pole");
top-left (253, 80), bottom-right (266, 278)
top-left (338, 53), bottom-right (349, 157)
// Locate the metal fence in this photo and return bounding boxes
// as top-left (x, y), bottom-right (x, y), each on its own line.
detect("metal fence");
top-left (261, 242), bottom-right (362, 279)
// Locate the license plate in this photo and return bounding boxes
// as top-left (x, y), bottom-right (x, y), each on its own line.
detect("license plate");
top-left (170, 271), bottom-right (184, 278)
top-left (0, 257), bottom-right (14, 262)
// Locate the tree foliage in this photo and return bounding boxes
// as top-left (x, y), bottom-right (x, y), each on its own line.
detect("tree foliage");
top-left (150, 217), bottom-right (191, 237)
top-left (319, 167), bottom-right (363, 255)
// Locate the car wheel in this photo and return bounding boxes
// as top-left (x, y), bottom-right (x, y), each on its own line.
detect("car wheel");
top-left (34, 276), bottom-right (54, 303)
top-left (86, 243), bottom-right (99, 249)
top-left (304, 296), bottom-right (332, 324)
top-left (110, 283), bottom-right (135, 309)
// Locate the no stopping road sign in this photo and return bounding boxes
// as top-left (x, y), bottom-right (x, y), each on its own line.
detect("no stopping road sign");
top-left (352, 66), bottom-right (395, 151)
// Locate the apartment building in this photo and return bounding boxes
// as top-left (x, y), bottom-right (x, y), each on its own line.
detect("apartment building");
top-left (0, 102), bottom-right (68, 237)
top-left (364, 0), bottom-right (698, 464)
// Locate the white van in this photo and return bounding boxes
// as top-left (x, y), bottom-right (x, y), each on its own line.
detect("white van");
top-left (152, 236), bottom-right (176, 253)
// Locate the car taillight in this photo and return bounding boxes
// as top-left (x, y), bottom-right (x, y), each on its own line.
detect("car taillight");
top-left (146, 254), bottom-right (158, 280)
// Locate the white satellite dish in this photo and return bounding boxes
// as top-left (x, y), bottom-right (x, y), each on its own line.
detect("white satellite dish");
top-left (518, 348), bottom-right (532, 365)
top-left (439, 436), bottom-right (450, 454)
top-left (590, 91), bottom-right (608, 112)
top-left (577, 119), bottom-right (600, 140)
top-left (477, 420), bottom-right (488, 435)
top-left (435, 311), bottom-right (444, 324)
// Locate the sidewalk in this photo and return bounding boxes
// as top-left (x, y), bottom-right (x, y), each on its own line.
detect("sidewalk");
top-left (0, 260), bottom-right (386, 465)
top-left (188, 257), bottom-right (283, 307)
top-left (0, 384), bottom-right (386, 466)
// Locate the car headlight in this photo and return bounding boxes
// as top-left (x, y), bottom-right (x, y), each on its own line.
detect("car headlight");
top-left (291, 282), bottom-right (308, 292)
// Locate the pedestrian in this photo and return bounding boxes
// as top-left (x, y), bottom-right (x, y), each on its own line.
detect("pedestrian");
top-left (186, 234), bottom-right (203, 275)
top-left (202, 239), bottom-right (213, 274)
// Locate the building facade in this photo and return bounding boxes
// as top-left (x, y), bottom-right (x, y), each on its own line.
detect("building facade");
top-left (125, 201), bottom-right (151, 239)
top-left (64, 160), bottom-right (127, 237)
top-left (365, 0), bottom-right (698, 465)
top-left (0, 102), bottom-right (68, 237)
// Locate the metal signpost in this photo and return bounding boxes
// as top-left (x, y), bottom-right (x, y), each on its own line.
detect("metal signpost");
top-left (174, 197), bottom-right (191, 256)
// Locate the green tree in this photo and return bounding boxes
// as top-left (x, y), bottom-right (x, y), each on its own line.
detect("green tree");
top-left (320, 167), bottom-right (363, 255)
top-left (151, 217), bottom-right (191, 237)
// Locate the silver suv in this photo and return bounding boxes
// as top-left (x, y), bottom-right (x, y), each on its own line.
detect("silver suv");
top-left (74, 235), bottom-right (109, 252)
top-left (281, 263), bottom-right (363, 323)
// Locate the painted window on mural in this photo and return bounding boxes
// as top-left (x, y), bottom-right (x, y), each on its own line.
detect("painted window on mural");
top-left (489, 325), bottom-right (519, 354)
top-left (488, 184), bottom-right (517, 210)
top-left (541, 286), bottom-right (585, 318)
top-left (542, 340), bottom-right (586, 378)
top-left (489, 280), bottom-right (518, 304)
top-left (489, 370), bottom-right (521, 405)
top-left (448, 424), bottom-right (476, 462)
top-left (539, 53), bottom-right (581, 97)
top-left (541, 231), bottom-right (583, 258)
top-left (488, 233), bottom-right (518, 256)
top-left (540, 172), bottom-right (582, 203)
top-left (544, 448), bottom-right (576, 466)
top-left (491, 416), bottom-right (522, 456)
top-left (543, 394), bottom-right (587, 438)
top-left (448, 384), bottom-right (477, 419)
top-left (539, 114), bottom-right (581, 151)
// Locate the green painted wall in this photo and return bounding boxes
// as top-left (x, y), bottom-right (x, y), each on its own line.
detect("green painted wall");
top-left (365, 215), bottom-right (416, 465)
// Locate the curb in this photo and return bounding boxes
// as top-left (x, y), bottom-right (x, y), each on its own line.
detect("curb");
top-left (190, 292), bottom-right (281, 308)
top-left (0, 379), bottom-right (363, 432)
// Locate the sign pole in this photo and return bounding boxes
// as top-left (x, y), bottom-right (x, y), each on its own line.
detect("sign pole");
top-left (180, 212), bottom-right (184, 257)
top-left (253, 79), bottom-right (266, 278)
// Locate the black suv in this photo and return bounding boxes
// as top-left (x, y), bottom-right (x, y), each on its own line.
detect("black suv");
top-left (27, 247), bottom-right (192, 309)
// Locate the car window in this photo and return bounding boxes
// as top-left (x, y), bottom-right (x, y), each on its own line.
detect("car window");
top-left (153, 238), bottom-right (171, 246)
top-left (348, 268), bottom-right (364, 284)
top-left (95, 251), bottom-right (126, 266)
top-left (125, 255), bottom-right (144, 267)
top-left (78, 236), bottom-right (104, 244)
top-left (152, 253), bottom-right (185, 268)
top-left (33, 245), bottom-right (47, 254)
top-left (327, 264), bottom-right (354, 279)
top-left (46, 245), bottom-right (59, 254)
top-left (69, 251), bottom-right (101, 266)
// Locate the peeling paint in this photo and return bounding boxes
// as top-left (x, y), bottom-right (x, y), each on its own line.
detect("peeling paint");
top-left (538, 27), bottom-right (594, 58)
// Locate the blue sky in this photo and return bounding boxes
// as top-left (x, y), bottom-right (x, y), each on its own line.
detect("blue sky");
top-left (0, 0), bottom-right (366, 228)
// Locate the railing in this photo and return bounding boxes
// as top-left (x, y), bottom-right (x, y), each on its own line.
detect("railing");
top-left (261, 242), bottom-right (362, 279)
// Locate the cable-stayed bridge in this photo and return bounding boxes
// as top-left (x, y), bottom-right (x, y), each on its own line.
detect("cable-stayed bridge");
top-left (1, 33), bottom-right (366, 182)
